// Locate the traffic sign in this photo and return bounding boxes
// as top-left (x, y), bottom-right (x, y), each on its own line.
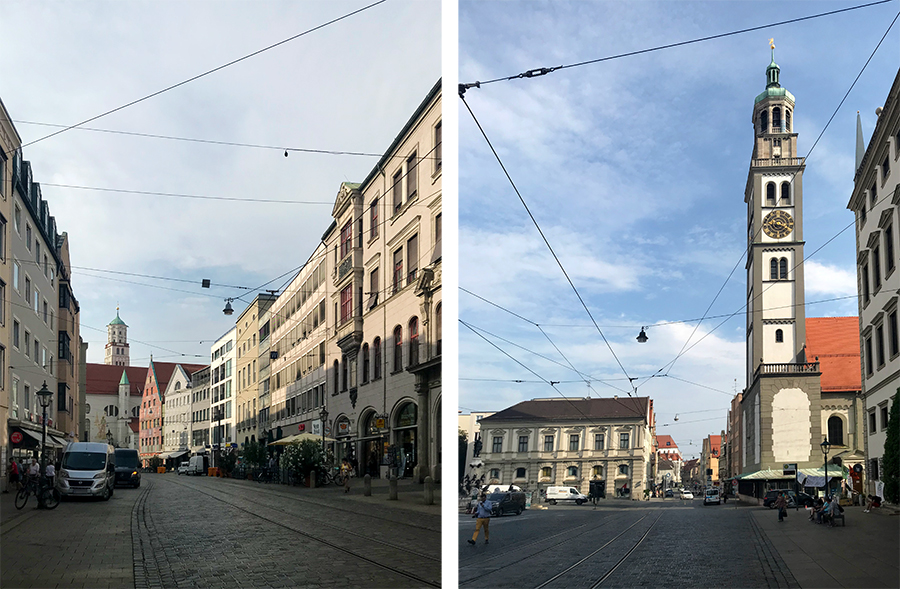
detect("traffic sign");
top-left (10, 432), bottom-right (23, 444)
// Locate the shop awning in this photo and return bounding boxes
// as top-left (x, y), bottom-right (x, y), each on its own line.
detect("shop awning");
top-left (50, 435), bottom-right (69, 447)
top-left (158, 452), bottom-right (172, 459)
top-left (736, 469), bottom-right (794, 480)
top-left (16, 428), bottom-right (44, 446)
top-left (169, 450), bottom-right (189, 460)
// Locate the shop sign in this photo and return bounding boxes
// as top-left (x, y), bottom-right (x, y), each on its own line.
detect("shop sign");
top-left (10, 432), bottom-right (23, 444)
top-left (374, 418), bottom-right (386, 430)
top-left (783, 463), bottom-right (797, 477)
top-left (298, 423), bottom-right (306, 432)
top-left (337, 420), bottom-right (351, 435)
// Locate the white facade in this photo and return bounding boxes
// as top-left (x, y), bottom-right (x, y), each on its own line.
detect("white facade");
top-left (848, 70), bottom-right (900, 495)
top-left (209, 328), bottom-right (236, 448)
top-left (163, 366), bottom-right (192, 452)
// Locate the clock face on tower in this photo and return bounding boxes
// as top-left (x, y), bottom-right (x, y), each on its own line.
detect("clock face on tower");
top-left (762, 210), bottom-right (794, 239)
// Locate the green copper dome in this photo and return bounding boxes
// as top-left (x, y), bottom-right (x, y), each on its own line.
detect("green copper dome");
top-left (109, 309), bottom-right (127, 327)
top-left (754, 46), bottom-right (795, 105)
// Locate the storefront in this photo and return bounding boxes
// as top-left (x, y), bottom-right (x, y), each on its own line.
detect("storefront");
top-left (393, 402), bottom-right (417, 479)
top-left (357, 411), bottom-right (388, 478)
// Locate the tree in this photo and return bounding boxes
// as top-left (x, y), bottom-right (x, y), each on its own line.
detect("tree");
top-left (219, 449), bottom-right (237, 476)
top-left (242, 441), bottom-right (263, 467)
top-left (459, 428), bottom-right (468, 482)
top-left (283, 439), bottom-right (326, 485)
top-left (883, 391), bottom-right (899, 504)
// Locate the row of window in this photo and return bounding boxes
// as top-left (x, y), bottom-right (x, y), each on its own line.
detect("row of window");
top-left (10, 320), bottom-right (53, 373)
top-left (489, 464), bottom-right (631, 481)
top-left (9, 262), bottom-right (55, 329)
top-left (863, 309), bottom-right (899, 376)
top-left (271, 384), bottom-right (325, 423)
top-left (858, 130), bottom-right (899, 225)
top-left (860, 222), bottom-right (896, 304)
top-left (868, 402), bottom-right (892, 436)
top-left (491, 432), bottom-right (631, 454)
top-left (759, 106), bottom-right (792, 133)
top-left (765, 181), bottom-right (792, 205)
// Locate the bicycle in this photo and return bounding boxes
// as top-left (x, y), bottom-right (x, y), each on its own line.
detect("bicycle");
top-left (15, 476), bottom-right (60, 510)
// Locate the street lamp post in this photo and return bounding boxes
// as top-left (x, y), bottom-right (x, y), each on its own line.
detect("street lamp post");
top-left (319, 406), bottom-right (328, 453)
top-left (821, 437), bottom-right (831, 499)
top-left (36, 382), bottom-right (54, 509)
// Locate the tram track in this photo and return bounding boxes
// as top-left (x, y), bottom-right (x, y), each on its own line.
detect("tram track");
top-left (140, 477), bottom-right (440, 587)
top-left (534, 510), bottom-right (664, 589)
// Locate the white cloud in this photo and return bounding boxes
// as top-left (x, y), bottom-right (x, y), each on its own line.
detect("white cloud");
top-left (804, 260), bottom-right (857, 297)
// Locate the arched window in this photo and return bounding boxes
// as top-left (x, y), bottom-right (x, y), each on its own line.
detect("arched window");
top-left (785, 109), bottom-right (791, 131)
top-left (828, 415), bottom-right (844, 446)
top-left (772, 107), bottom-right (782, 130)
top-left (174, 382), bottom-right (181, 390)
top-left (770, 258), bottom-right (779, 280)
top-left (435, 303), bottom-right (442, 356)
top-left (766, 182), bottom-right (776, 205)
top-left (393, 325), bottom-right (403, 372)
top-left (361, 343), bottom-right (370, 383)
top-left (780, 182), bottom-right (791, 204)
top-left (373, 338), bottom-right (382, 380)
top-left (593, 465), bottom-right (603, 478)
top-left (408, 317), bottom-right (419, 366)
top-left (333, 360), bottom-right (339, 394)
top-left (341, 355), bottom-right (348, 391)
top-left (775, 329), bottom-right (783, 343)
top-left (515, 467), bottom-right (526, 479)
top-left (104, 405), bottom-right (119, 417)
top-left (780, 258), bottom-right (788, 279)
top-left (760, 110), bottom-right (768, 133)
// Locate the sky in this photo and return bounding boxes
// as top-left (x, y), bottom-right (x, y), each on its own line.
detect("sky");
top-left (2, 1), bottom-right (441, 366)
top-left (458, 0), bottom-right (898, 460)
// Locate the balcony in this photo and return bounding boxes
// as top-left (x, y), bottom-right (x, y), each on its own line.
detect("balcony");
top-left (335, 316), bottom-right (363, 351)
top-left (751, 157), bottom-right (805, 168)
top-left (755, 362), bottom-right (820, 378)
top-left (333, 250), bottom-right (361, 287)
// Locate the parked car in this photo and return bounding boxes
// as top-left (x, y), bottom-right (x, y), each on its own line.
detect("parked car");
top-left (664, 489), bottom-right (674, 498)
top-left (488, 492), bottom-right (526, 516)
top-left (113, 448), bottom-right (141, 488)
top-left (681, 490), bottom-right (694, 500)
top-left (763, 489), bottom-right (815, 508)
top-left (703, 487), bottom-right (721, 505)
top-left (57, 442), bottom-right (116, 500)
top-left (177, 462), bottom-right (189, 475)
top-left (186, 455), bottom-right (208, 475)
top-left (545, 486), bottom-right (588, 505)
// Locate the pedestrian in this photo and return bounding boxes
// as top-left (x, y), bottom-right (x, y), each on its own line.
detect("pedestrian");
top-left (5, 457), bottom-right (21, 493)
top-left (45, 462), bottom-right (56, 488)
top-left (341, 458), bottom-right (352, 493)
top-left (28, 457), bottom-right (40, 483)
top-left (467, 492), bottom-right (493, 545)
top-left (775, 492), bottom-right (787, 522)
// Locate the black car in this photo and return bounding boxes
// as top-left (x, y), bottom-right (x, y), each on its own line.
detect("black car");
top-left (488, 492), bottom-right (526, 516)
top-left (664, 489), bottom-right (674, 498)
top-left (114, 448), bottom-right (141, 488)
top-left (763, 489), bottom-right (814, 508)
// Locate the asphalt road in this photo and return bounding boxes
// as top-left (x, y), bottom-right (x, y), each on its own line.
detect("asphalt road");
top-left (458, 498), bottom-right (798, 589)
top-left (2, 473), bottom-right (441, 589)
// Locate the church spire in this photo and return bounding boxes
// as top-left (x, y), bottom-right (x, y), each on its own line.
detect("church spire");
top-left (766, 39), bottom-right (780, 88)
top-left (855, 111), bottom-right (865, 173)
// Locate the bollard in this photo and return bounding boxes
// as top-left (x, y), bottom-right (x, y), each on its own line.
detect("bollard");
top-left (389, 475), bottom-right (398, 500)
top-left (364, 474), bottom-right (372, 496)
top-left (424, 476), bottom-right (434, 505)
top-left (310, 470), bottom-right (316, 488)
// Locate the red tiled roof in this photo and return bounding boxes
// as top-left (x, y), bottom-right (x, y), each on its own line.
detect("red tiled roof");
top-left (144, 361), bottom-right (207, 401)
top-left (656, 434), bottom-right (678, 449)
top-left (85, 364), bottom-right (147, 396)
top-left (806, 317), bottom-right (861, 392)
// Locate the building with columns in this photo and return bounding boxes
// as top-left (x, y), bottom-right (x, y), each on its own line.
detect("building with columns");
top-left (104, 309), bottom-right (129, 366)
top-left (478, 396), bottom-right (655, 499)
top-left (848, 68), bottom-right (899, 499)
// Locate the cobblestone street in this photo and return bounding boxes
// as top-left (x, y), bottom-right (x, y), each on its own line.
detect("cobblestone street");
top-left (458, 498), bottom-right (900, 588)
top-left (1, 473), bottom-right (441, 589)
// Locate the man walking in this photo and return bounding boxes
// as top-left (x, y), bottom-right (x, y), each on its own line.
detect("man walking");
top-left (467, 493), bottom-right (493, 545)
top-left (775, 492), bottom-right (787, 522)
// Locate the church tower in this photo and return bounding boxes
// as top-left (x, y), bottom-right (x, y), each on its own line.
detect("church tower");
top-left (105, 308), bottom-right (130, 366)
top-left (741, 45), bottom-right (824, 477)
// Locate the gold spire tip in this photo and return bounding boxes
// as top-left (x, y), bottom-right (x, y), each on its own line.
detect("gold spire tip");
top-left (769, 38), bottom-right (775, 49)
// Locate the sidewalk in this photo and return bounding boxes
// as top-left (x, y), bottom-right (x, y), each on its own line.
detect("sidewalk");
top-left (750, 503), bottom-right (900, 588)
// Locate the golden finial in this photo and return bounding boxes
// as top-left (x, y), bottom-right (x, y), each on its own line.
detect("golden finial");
top-left (769, 38), bottom-right (775, 49)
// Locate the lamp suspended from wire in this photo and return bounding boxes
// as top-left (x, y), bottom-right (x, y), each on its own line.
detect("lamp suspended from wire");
top-left (223, 298), bottom-right (235, 316)
top-left (637, 327), bottom-right (648, 343)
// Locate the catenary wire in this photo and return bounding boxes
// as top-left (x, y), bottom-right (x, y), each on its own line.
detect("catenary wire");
top-left (460, 94), bottom-right (635, 392)
top-left (458, 0), bottom-right (892, 90)
top-left (19, 0), bottom-right (389, 149)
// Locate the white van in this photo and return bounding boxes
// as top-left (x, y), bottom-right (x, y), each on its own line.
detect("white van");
top-left (57, 442), bottom-right (116, 500)
top-left (703, 487), bottom-right (721, 505)
top-left (186, 455), bottom-right (208, 475)
top-left (545, 486), bottom-right (588, 505)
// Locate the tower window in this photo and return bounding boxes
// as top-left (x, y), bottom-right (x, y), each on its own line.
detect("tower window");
top-left (785, 109), bottom-right (791, 131)
top-left (760, 110), bottom-right (768, 133)
top-left (779, 258), bottom-right (788, 279)
top-left (827, 415), bottom-right (844, 446)
top-left (775, 329), bottom-right (783, 343)
top-left (780, 182), bottom-right (791, 204)
top-left (772, 107), bottom-right (782, 130)
top-left (766, 182), bottom-right (776, 205)
top-left (770, 258), bottom-right (779, 280)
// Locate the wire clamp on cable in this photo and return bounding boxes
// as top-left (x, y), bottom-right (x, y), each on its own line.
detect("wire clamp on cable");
top-left (458, 81), bottom-right (481, 97)
top-left (513, 67), bottom-right (560, 80)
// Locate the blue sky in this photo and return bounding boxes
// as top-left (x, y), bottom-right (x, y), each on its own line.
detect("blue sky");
top-left (2, 1), bottom-right (440, 366)
top-left (458, 0), bottom-right (898, 459)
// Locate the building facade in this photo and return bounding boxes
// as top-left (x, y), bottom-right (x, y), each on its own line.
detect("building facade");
top-left (209, 329), bottom-right (236, 454)
top-left (848, 68), bottom-right (900, 498)
top-left (84, 364), bottom-right (144, 448)
top-left (478, 397), bottom-right (655, 499)
top-left (326, 80), bottom-right (442, 483)
top-left (654, 434), bottom-right (682, 487)
top-left (138, 360), bottom-right (204, 466)
top-left (54, 233), bottom-right (81, 445)
top-left (234, 294), bottom-right (275, 446)
top-left (162, 365), bottom-right (192, 462)
top-left (190, 366), bottom-right (211, 453)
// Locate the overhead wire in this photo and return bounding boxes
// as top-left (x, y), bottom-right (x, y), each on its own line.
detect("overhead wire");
top-left (458, 0), bottom-right (892, 90)
top-left (19, 0), bottom-right (389, 149)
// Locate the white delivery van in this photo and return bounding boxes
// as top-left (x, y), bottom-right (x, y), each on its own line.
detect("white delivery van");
top-left (545, 486), bottom-right (588, 505)
top-left (186, 455), bottom-right (208, 475)
top-left (57, 442), bottom-right (116, 500)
